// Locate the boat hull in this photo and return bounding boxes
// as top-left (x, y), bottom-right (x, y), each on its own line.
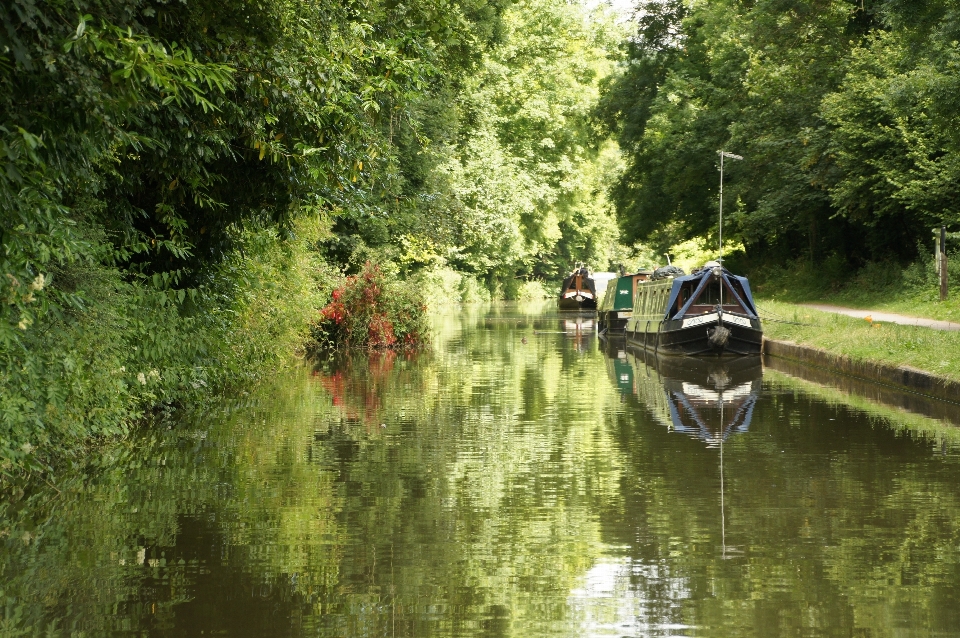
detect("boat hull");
top-left (558, 296), bottom-right (597, 311)
top-left (625, 314), bottom-right (762, 357)
top-left (599, 311), bottom-right (629, 333)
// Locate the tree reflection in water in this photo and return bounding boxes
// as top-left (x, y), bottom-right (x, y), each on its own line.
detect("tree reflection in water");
top-left (3, 305), bottom-right (960, 636)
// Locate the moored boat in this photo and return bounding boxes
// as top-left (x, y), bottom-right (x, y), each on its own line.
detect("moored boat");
top-left (558, 265), bottom-right (599, 311)
top-left (624, 261), bottom-right (762, 356)
top-left (598, 269), bottom-right (653, 334)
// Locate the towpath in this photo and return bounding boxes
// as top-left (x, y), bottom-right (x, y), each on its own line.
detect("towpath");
top-left (800, 303), bottom-right (960, 331)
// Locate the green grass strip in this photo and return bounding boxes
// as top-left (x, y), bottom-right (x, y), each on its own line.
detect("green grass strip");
top-left (757, 300), bottom-right (960, 383)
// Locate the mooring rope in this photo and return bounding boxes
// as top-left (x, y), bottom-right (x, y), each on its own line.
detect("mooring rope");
top-left (754, 304), bottom-right (813, 327)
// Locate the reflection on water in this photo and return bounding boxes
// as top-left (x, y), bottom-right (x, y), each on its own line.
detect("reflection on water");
top-left (621, 346), bottom-right (762, 446)
top-left (4, 303), bottom-right (960, 636)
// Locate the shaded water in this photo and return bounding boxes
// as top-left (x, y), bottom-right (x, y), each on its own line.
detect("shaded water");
top-left (4, 304), bottom-right (960, 636)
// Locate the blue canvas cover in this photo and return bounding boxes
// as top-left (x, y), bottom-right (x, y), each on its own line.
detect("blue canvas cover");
top-left (663, 273), bottom-right (702, 319)
top-left (662, 268), bottom-right (759, 320)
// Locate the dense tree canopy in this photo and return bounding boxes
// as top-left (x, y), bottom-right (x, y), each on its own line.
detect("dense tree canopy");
top-left (1, 0), bottom-right (513, 332)
top-left (597, 0), bottom-right (960, 266)
top-left (321, 0), bottom-right (623, 292)
top-left (0, 0), bottom-right (624, 470)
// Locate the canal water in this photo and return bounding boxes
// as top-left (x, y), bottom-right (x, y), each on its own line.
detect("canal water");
top-left (4, 303), bottom-right (960, 637)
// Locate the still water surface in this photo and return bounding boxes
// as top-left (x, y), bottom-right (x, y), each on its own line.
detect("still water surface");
top-left (4, 303), bottom-right (960, 637)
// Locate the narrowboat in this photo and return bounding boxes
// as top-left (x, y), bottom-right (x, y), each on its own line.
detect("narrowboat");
top-left (558, 265), bottom-right (599, 311)
top-left (598, 270), bottom-right (653, 334)
top-left (624, 261), bottom-right (762, 356)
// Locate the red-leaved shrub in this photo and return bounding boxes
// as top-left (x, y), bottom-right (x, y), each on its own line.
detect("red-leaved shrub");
top-left (310, 262), bottom-right (427, 351)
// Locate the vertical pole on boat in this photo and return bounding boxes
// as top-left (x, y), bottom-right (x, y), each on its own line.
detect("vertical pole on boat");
top-left (719, 152), bottom-right (724, 267)
top-left (717, 151), bottom-right (742, 309)
top-left (719, 152), bottom-right (725, 310)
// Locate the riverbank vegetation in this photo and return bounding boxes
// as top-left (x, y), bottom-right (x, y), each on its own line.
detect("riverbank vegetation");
top-left (310, 262), bottom-right (428, 352)
top-left (758, 301), bottom-right (960, 383)
top-left (751, 253), bottom-right (960, 324)
top-left (1, 0), bottom-right (627, 475)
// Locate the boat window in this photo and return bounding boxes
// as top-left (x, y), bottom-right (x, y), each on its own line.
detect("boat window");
top-left (696, 282), bottom-right (723, 306)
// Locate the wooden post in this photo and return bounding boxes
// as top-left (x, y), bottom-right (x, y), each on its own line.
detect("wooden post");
top-left (940, 225), bottom-right (948, 301)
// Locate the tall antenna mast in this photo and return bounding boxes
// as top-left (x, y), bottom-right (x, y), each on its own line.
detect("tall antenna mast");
top-left (718, 151), bottom-right (743, 310)
top-left (718, 151), bottom-right (743, 266)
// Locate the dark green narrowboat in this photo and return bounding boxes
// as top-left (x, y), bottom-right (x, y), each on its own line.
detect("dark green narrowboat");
top-left (598, 270), bottom-right (653, 334)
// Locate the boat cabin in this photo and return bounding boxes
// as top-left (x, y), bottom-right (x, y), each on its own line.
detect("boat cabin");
top-left (558, 266), bottom-right (598, 310)
top-left (598, 270), bottom-right (654, 333)
top-left (666, 262), bottom-right (758, 320)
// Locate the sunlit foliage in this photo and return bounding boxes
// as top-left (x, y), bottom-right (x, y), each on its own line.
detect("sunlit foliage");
top-left (323, 0), bottom-right (626, 292)
top-left (310, 262), bottom-right (428, 351)
top-left (0, 0), bottom-right (508, 472)
top-left (598, 0), bottom-right (960, 266)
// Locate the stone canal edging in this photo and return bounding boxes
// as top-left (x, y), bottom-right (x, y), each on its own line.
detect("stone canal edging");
top-left (762, 338), bottom-right (960, 404)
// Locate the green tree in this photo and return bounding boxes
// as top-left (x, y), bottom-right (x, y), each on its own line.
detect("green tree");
top-left (0, 0), bottom-right (509, 471)
top-left (596, 0), bottom-right (960, 265)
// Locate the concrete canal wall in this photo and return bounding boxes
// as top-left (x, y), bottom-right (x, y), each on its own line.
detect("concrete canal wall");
top-left (762, 338), bottom-right (960, 405)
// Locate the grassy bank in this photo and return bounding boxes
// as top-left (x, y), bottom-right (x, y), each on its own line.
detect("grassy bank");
top-left (751, 255), bottom-right (960, 323)
top-left (757, 300), bottom-right (960, 383)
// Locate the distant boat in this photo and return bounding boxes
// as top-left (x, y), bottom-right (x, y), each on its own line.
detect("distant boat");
top-left (598, 270), bottom-right (653, 334)
top-left (558, 265), bottom-right (601, 311)
top-left (624, 261), bottom-right (762, 356)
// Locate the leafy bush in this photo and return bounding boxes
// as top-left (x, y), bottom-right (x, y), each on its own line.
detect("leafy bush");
top-left (750, 247), bottom-right (960, 309)
top-left (310, 263), bottom-right (428, 351)
top-left (411, 266), bottom-right (492, 307)
top-left (516, 280), bottom-right (551, 300)
top-left (0, 219), bottom-right (331, 478)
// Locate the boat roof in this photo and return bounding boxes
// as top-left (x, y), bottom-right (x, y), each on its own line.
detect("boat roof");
top-left (662, 266), bottom-right (758, 320)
